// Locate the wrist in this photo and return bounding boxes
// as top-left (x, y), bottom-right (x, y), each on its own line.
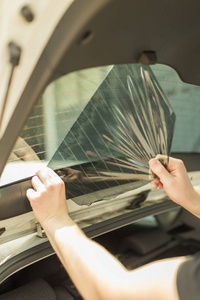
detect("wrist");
top-left (42, 213), bottom-right (75, 234)
top-left (190, 189), bottom-right (200, 218)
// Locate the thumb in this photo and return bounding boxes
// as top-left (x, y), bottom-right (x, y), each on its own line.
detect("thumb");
top-left (149, 159), bottom-right (171, 183)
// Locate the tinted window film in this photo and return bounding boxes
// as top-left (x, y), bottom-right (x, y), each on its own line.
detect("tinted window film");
top-left (48, 64), bottom-right (175, 204)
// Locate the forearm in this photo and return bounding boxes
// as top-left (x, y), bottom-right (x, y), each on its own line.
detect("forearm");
top-left (43, 216), bottom-right (127, 300)
top-left (43, 215), bottom-right (184, 300)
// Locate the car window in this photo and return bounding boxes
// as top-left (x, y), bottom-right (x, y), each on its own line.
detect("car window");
top-left (0, 66), bottom-right (113, 186)
top-left (1, 63), bottom-right (200, 190)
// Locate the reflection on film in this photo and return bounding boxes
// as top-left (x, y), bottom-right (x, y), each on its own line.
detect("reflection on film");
top-left (49, 64), bottom-right (176, 204)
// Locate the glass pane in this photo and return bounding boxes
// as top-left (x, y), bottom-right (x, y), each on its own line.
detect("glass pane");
top-left (152, 64), bottom-right (200, 153)
top-left (2, 62), bottom-right (200, 191)
top-left (0, 66), bottom-right (112, 185)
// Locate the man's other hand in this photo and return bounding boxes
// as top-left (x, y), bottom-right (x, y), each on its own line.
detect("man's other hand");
top-left (26, 167), bottom-right (69, 227)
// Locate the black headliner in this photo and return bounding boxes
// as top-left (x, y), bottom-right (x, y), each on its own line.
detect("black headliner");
top-left (1, 0), bottom-right (200, 175)
top-left (50, 0), bottom-right (200, 85)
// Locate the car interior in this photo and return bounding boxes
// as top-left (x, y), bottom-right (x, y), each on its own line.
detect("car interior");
top-left (1, 0), bottom-right (200, 299)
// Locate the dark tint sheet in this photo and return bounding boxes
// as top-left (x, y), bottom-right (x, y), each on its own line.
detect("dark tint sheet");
top-left (48, 64), bottom-right (176, 205)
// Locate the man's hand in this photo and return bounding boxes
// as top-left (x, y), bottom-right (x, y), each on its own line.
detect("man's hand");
top-left (149, 157), bottom-right (200, 218)
top-left (26, 167), bottom-right (69, 228)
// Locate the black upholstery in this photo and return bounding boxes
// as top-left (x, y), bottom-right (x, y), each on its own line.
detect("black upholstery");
top-left (0, 279), bottom-right (56, 300)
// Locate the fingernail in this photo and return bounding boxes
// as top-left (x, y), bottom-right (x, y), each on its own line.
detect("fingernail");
top-left (151, 182), bottom-right (157, 189)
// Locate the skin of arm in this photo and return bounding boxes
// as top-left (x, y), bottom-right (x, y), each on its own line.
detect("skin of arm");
top-left (26, 164), bottom-right (188, 300)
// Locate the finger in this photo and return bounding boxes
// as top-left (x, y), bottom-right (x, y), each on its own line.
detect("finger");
top-left (151, 181), bottom-right (158, 189)
top-left (149, 159), bottom-right (171, 183)
top-left (26, 188), bottom-right (37, 202)
top-left (36, 167), bottom-right (61, 185)
top-left (166, 157), bottom-right (186, 173)
top-left (154, 177), bottom-right (160, 185)
top-left (32, 175), bottom-right (44, 191)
